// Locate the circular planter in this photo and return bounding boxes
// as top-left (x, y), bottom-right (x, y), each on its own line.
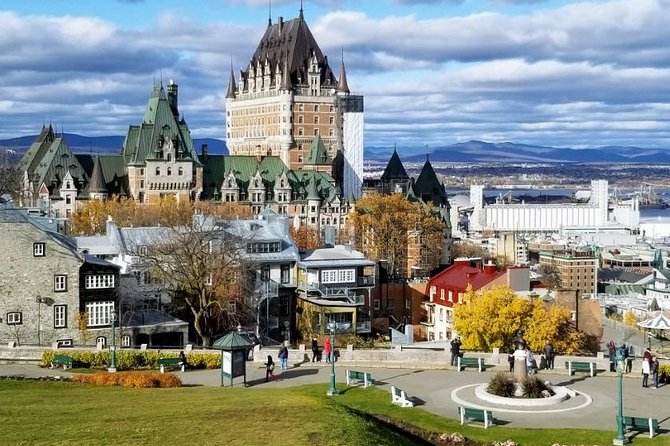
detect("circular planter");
top-left (474, 383), bottom-right (569, 407)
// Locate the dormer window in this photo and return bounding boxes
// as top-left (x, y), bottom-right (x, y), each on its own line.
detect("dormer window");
top-left (66, 181), bottom-right (71, 189)
top-left (167, 167), bottom-right (172, 176)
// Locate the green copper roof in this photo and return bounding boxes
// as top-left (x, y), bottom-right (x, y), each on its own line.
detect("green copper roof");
top-left (33, 137), bottom-right (87, 194)
top-left (304, 135), bottom-right (330, 165)
top-left (212, 331), bottom-right (252, 350)
top-left (18, 125), bottom-right (56, 174)
top-left (75, 154), bottom-right (129, 197)
top-left (121, 83), bottom-right (200, 167)
top-left (201, 155), bottom-right (338, 203)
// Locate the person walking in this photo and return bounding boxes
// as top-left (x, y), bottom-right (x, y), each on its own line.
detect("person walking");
top-left (450, 337), bottom-right (462, 367)
top-left (265, 355), bottom-right (277, 382)
top-left (278, 345), bottom-right (289, 371)
top-left (311, 337), bottom-right (320, 363)
top-left (651, 356), bottom-right (659, 389)
top-left (543, 342), bottom-right (554, 370)
top-left (323, 336), bottom-right (333, 364)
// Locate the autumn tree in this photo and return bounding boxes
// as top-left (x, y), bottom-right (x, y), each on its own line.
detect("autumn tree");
top-left (129, 216), bottom-right (255, 346)
top-left (453, 285), bottom-right (582, 353)
top-left (623, 310), bottom-right (638, 328)
top-left (346, 193), bottom-right (446, 278)
top-left (290, 225), bottom-right (320, 250)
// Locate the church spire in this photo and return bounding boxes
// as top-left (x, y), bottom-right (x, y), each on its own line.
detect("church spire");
top-left (268, 0), bottom-right (272, 26)
top-left (226, 59), bottom-right (237, 99)
top-left (299, 0), bottom-right (304, 20)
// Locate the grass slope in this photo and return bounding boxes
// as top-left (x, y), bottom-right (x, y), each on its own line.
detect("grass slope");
top-left (0, 380), bottom-right (667, 446)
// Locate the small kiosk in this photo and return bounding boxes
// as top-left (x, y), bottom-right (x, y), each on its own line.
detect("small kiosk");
top-left (212, 332), bottom-right (251, 387)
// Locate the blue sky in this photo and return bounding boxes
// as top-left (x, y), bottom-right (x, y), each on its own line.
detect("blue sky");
top-left (0, 0), bottom-right (669, 152)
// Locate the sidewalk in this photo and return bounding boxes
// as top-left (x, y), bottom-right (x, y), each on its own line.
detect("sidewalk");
top-left (1, 362), bottom-right (667, 434)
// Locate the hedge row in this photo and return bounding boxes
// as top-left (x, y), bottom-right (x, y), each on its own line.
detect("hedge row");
top-left (72, 372), bottom-right (182, 388)
top-left (42, 350), bottom-right (221, 371)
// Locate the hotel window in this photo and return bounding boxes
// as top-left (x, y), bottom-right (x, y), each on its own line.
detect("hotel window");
top-left (155, 167), bottom-right (161, 176)
top-left (122, 335), bottom-right (131, 347)
top-left (329, 116), bottom-right (334, 125)
top-left (6, 312), bottom-right (22, 325)
top-left (298, 115), bottom-right (303, 124)
top-left (85, 301), bottom-right (114, 327)
top-left (178, 167), bottom-right (183, 176)
top-left (314, 105), bottom-right (319, 112)
top-left (167, 167), bottom-right (172, 176)
top-left (54, 305), bottom-right (67, 328)
top-left (85, 274), bottom-right (115, 289)
top-left (313, 129), bottom-right (319, 136)
top-left (33, 242), bottom-right (45, 257)
top-left (374, 299), bottom-right (380, 311)
top-left (298, 128), bottom-right (304, 136)
top-left (439, 308), bottom-right (444, 321)
top-left (54, 275), bottom-right (67, 292)
top-left (314, 116), bottom-right (319, 124)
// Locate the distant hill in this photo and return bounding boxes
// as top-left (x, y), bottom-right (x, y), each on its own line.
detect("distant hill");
top-left (0, 133), bottom-right (228, 155)
top-left (367, 140), bottom-right (670, 163)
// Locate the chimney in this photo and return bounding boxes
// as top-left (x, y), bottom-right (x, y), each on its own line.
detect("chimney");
top-left (484, 260), bottom-right (496, 274)
top-left (167, 79), bottom-right (179, 117)
top-left (278, 16), bottom-right (283, 33)
top-left (201, 144), bottom-right (208, 162)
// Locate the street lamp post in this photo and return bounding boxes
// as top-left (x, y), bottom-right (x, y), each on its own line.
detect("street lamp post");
top-left (326, 321), bottom-right (338, 396)
top-left (613, 350), bottom-right (628, 445)
top-left (108, 312), bottom-right (117, 373)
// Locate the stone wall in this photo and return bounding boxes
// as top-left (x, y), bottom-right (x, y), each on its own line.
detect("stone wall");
top-left (0, 218), bottom-right (84, 346)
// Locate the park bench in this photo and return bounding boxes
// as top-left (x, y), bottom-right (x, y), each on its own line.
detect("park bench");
top-left (457, 356), bottom-right (484, 372)
top-left (345, 370), bottom-right (373, 388)
top-left (623, 416), bottom-right (659, 438)
top-left (564, 360), bottom-right (596, 377)
top-left (50, 354), bottom-right (73, 370)
top-left (459, 406), bottom-right (495, 428)
top-left (390, 386), bottom-right (414, 407)
top-left (157, 357), bottom-right (185, 373)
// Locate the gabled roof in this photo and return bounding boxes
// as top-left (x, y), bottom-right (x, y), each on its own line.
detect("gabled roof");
top-left (18, 125), bottom-right (56, 174)
top-left (381, 147), bottom-right (408, 181)
top-left (413, 157), bottom-right (448, 207)
top-left (427, 259), bottom-right (504, 306)
top-left (121, 83), bottom-right (200, 167)
top-left (304, 135), bottom-right (330, 165)
top-left (299, 244), bottom-right (375, 269)
top-left (31, 137), bottom-right (87, 196)
top-left (245, 13), bottom-right (337, 89)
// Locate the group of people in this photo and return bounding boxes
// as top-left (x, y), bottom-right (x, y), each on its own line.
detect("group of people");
top-left (641, 347), bottom-right (660, 389)
top-left (264, 337), bottom-right (335, 382)
top-left (506, 342), bottom-right (555, 374)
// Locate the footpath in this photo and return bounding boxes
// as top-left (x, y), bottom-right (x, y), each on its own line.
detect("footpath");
top-left (1, 361), bottom-right (668, 434)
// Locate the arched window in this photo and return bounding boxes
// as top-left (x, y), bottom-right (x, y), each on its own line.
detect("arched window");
top-left (314, 116), bottom-right (319, 125)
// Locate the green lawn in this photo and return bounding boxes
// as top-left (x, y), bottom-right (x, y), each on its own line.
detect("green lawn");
top-left (0, 380), bottom-right (667, 446)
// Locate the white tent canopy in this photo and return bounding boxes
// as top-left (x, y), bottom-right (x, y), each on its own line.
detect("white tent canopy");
top-left (637, 313), bottom-right (670, 330)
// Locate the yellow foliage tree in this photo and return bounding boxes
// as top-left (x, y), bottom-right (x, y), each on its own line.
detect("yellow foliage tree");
top-left (623, 310), bottom-right (638, 328)
top-left (453, 285), bottom-right (530, 351)
top-left (453, 285), bottom-right (582, 353)
top-left (525, 303), bottom-right (582, 354)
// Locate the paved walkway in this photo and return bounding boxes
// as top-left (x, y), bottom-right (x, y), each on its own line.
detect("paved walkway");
top-left (2, 362), bottom-right (668, 434)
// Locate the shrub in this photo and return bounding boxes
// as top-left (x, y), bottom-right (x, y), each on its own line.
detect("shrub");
top-left (520, 375), bottom-right (552, 398)
top-left (487, 372), bottom-right (516, 398)
top-left (72, 371), bottom-right (182, 388)
top-left (41, 350), bottom-right (221, 371)
top-left (659, 364), bottom-right (670, 383)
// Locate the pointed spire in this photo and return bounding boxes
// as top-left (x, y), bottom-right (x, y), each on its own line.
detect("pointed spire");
top-left (338, 48), bottom-right (350, 94)
top-left (226, 58), bottom-right (237, 99)
top-left (268, 0), bottom-right (272, 26)
top-left (299, 0), bottom-right (304, 20)
top-left (88, 155), bottom-right (108, 195)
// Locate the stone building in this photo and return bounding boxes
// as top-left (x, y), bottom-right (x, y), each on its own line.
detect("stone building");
top-left (0, 208), bottom-right (120, 346)
top-left (539, 249), bottom-right (598, 298)
top-left (225, 7), bottom-right (364, 199)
